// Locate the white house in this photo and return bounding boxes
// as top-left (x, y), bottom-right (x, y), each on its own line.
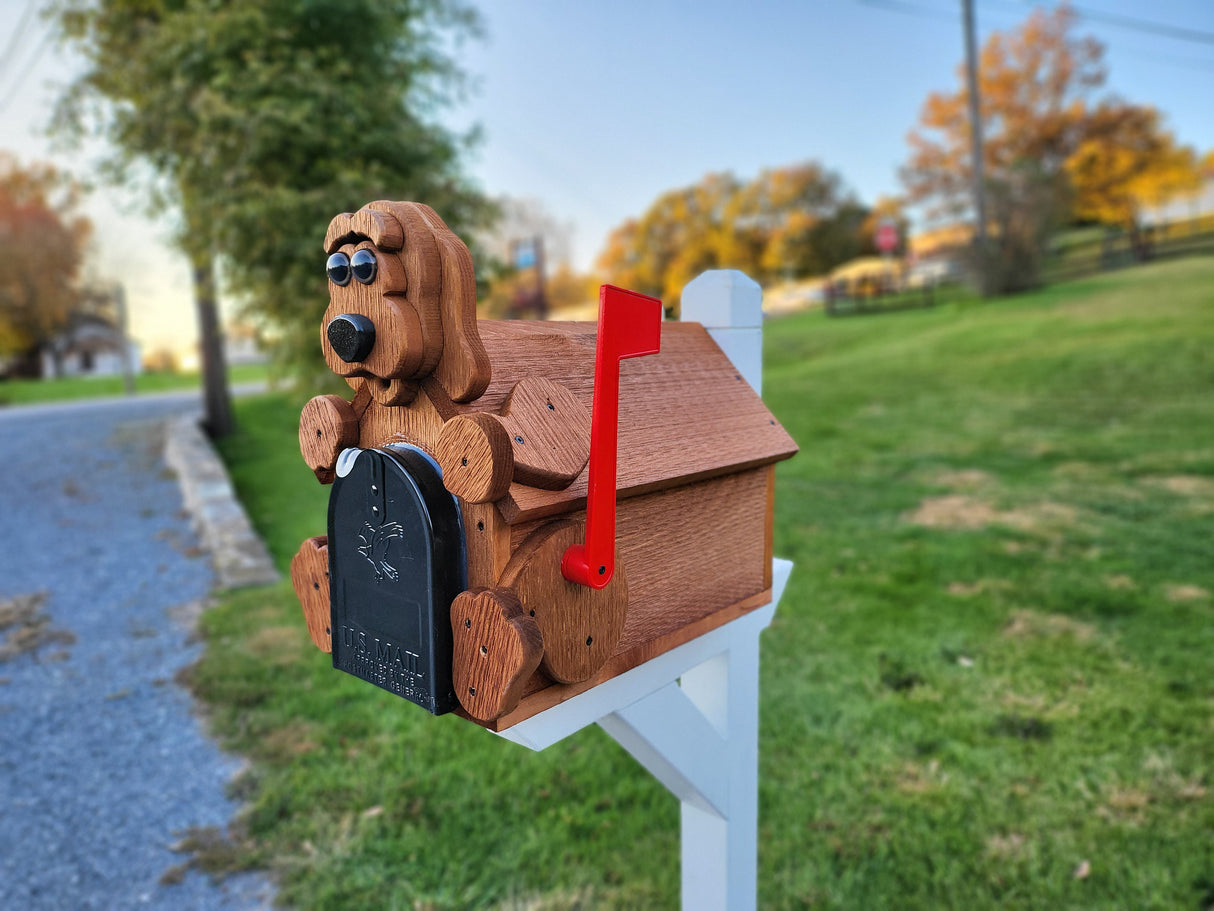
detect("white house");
top-left (41, 313), bottom-right (141, 379)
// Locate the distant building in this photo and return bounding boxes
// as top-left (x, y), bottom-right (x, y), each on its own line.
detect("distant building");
top-left (224, 322), bottom-right (270, 367)
top-left (40, 313), bottom-right (140, 379)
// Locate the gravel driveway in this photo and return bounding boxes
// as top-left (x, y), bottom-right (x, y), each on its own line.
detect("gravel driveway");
top-left (0, 394), bottom-right (274, 909)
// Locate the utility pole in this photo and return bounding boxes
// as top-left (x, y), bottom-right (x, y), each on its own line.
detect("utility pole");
top-left (532, 235), bottom-right (548, 319)
top-left (114, 283), bottom-right (136, 397)
top-left (962, 0), bottom-right (989, 294)
top-left (508, 237), bottom-right (548, 319)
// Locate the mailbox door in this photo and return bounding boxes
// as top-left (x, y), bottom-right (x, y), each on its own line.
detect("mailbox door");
top-left (328, 446), bottom-right (464, 714)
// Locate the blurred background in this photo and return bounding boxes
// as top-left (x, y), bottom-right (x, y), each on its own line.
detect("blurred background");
top-left (0, 1), bottom-right (1210, 909)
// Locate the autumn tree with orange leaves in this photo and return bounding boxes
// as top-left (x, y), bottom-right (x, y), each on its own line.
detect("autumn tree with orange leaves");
top-left (1065, 103), bottom-right (1199, 245)
top-left (903, 4), bottom-right (1199, 292)
top-left (0, 155), bottom-right (91, 374)
top-left (598, 164), bottom-right (870, 307)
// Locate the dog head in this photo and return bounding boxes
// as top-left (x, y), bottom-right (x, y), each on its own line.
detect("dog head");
top-left (322, 201), bottom-right (489, 404)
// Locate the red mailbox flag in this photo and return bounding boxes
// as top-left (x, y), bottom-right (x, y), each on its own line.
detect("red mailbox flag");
top-left (561, 284), bottom-right (662, 589)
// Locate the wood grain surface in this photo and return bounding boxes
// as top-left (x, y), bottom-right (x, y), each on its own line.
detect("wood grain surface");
top-left (299, 394), bottom-right (359, 484)
top-left (486, 467), bottom-right (771, 726)
top-left (366, 200), bottom-right (445, 376)
top-left (449, 320), bottom-right (797, 523)
top-left (450, 588), bottom-right (543, 721)
top-left (363, 375), bottom-right (420, 407)
top-left (460, 501), bottom-right (513, 591)
top-left (290, 536), bottom-right (332, 652)
top-left (434, 412), bottom-right (514, 503)
top-left (500, 376), bottom-right (591, 489)
top-left (324, 207), bottom-right (404, 254)
top-left (482, 585), bottom-right (772, 731)
top-left (411, 203), bottom-right (492, 402)
top-left (499, 520), bottom-right (628, 684)
top-left (357, 388), bottom-right (446, 453)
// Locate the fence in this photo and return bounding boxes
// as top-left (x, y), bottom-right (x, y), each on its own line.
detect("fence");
top-left (1042, 213), bottom-right (1214, 285)
top-left (823, 270), bottom-right (939, 317)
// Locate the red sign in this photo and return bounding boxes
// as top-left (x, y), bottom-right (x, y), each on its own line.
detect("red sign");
top-left (875, 219), bottom-right (899, 254)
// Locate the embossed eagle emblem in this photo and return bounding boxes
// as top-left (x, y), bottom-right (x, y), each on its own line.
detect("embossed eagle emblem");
top-left (357, 521), bottom-right (404, 582)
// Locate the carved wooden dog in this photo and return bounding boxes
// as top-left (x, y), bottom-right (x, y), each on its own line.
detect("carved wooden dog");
top-left (291, 200), bottom-right (796, 728)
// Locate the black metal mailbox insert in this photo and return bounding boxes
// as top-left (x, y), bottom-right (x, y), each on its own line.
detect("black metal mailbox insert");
top-left (328, 445), bottom-right (465, 714)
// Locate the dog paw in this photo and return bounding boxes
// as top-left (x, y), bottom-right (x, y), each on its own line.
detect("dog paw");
top-left (451, 588), bottom-right (543, 722)
top-left (290, 536), bottom-right (331, 651)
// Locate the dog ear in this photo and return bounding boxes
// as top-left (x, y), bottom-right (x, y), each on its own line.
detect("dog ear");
top-left (367, 200), bottom-right (445, 375)
top-left (408, 202), bottom-right (491, 403)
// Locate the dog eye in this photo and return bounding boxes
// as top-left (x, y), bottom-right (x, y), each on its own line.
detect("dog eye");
top-left (326, 252), bottom-right (351, 286)
top-left (351, 249), bottom-right (377, 285)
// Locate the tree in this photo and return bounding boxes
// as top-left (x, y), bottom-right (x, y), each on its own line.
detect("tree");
top-left (1065, 102), bottom-right (1200, 247)
top-left (905, 5), bottom-right (1103, 218)
top-left (598, 172), bottom-right (743, 305)
top-left (0, 154), bottom-right (91, 375)
top-left (54, 0), bottom-right (492, 435)
top-left (903, 5), bottom-right (1102, 292)
top-left (740, 163), bottom-right (869, 279)
top-left (482, 261), bottom-right (598, 319)
top-left (597, 163), bottom-right (869, 308)
top-left (903, 4), bottom-right (1199, 290)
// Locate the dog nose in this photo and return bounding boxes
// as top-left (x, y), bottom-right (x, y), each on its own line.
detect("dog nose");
top-left (327, 314), bottom-right (376, 363)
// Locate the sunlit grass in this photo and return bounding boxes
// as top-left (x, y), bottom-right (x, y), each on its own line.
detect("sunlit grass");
top-left (0, 362), bottom-right (269, 406)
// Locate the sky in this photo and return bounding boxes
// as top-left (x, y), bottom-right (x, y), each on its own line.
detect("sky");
top-left (1, 0), bottom-right (1212, 356)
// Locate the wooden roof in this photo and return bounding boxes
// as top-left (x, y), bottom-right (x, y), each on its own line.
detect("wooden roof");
top-left (429, 320), bottom-right (798, 524)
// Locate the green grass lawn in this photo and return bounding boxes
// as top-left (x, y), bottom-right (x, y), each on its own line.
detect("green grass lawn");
top-left (195, 258), bottom-right (1213, 909)
top-left (0, 362), bottom-right (269, 406)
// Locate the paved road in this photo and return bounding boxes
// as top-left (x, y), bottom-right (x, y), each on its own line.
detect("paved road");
top-left (0, 393), bottom-right (274, 909)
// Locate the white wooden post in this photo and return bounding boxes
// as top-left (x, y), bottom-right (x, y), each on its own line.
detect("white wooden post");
top-left (681, 269), bottom-right (763, 395)
top-left (495, 270), bottom-right (781, 911)
top-left (677, 269), bottom-right (765, 910)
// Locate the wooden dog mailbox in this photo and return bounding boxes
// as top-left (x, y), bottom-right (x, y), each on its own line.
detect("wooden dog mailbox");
top-left (290, 200), bottom-right (797, 730)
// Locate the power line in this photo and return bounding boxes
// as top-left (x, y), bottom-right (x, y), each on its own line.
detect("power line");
top-left (855, 0), bottom-right (958, 23)
top-left (1105, 43), bottom-right (1214, 73)
top-left (858, 0), bottom-right (1214, 72)
top-left (0, 0), bottom-right (38, 84)
top-left (981, 0), bottom-right (1214, 47)
top-left (983, 2), bottom-right (1214, 71)
top-left (0, 28), bottom-right (52, 117)
top-left (1055, 2), bottom-right (1214, 48)
top-left (864, 0), bottom-right (1214, 47)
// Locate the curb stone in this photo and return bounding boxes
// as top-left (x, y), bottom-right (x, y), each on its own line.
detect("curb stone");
top-left (164, 416), bottom-right (279, 590)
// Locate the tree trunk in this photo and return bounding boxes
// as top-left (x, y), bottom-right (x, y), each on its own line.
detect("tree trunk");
top-left (190, 246), bottom-right (234, 437)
